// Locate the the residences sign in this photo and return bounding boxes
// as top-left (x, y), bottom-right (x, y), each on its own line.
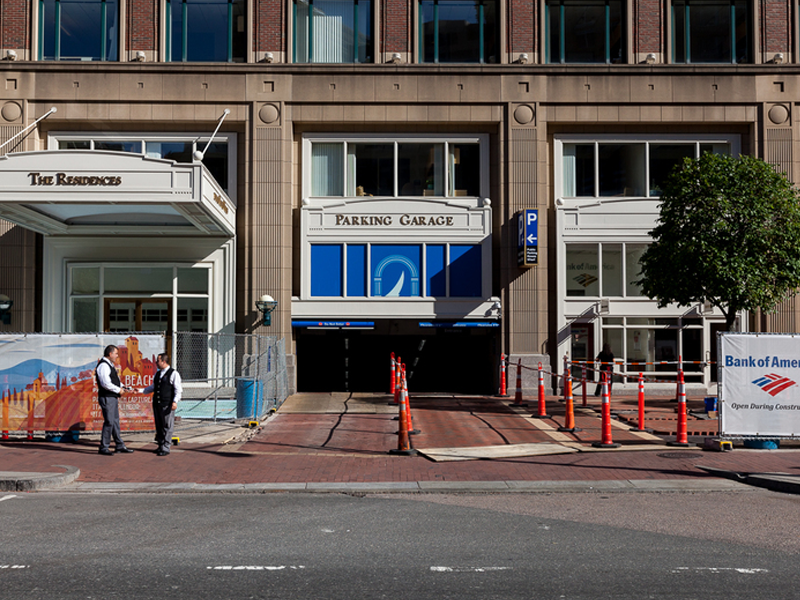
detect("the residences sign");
top-left (28, 172), bottom-right (123, 187)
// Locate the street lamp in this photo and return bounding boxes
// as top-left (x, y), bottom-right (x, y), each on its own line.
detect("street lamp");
top-left (255, 294), bottom-right (278, 326)
top-left (0, 294), bottom-right (12, 325)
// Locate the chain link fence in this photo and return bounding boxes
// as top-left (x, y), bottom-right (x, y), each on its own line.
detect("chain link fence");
top-left (173, 332), bottom-right (289, 422)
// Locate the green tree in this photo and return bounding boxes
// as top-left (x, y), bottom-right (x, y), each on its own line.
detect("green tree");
top-left (637, 153), bottom-right (800, 331)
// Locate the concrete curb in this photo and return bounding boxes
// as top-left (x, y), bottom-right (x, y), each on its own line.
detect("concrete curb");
top-left (697, 465), bottom-right (800, 495)
top-left (0, 465), bottom-right (80, 492)
top-left (26, 477), bottom-right (756, 495)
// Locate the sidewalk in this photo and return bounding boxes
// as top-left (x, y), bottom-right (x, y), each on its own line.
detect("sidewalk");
top-left (1, 391), bottom-right (799, 494)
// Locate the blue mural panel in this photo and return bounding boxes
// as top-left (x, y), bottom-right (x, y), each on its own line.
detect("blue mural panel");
top-left (346, 245), bottom-right (367, 297)
top-left (310, 245), bottom-right (342, 296)
top-left (371, 245), bottom-right (421, 297)
top-left (426, 245), bottom-right (446, 296)
top-left (449, 244), bottom-right (482, 297)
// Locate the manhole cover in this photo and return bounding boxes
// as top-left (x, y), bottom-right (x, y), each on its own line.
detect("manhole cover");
top-left (657, 452), bottom-right (704, 459)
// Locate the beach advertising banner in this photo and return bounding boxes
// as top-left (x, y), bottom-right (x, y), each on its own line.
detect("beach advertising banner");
top-left (0, 334), bottom-right (165, 433)
top-left (720, 333), bottom-right (800, 438)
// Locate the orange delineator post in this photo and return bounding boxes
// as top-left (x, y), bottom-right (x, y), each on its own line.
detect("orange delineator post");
top-left (668, 369), bottom-right (690, 447)
top-left (499, 353), bottom-right (508, 397)
top-left (391, 356), bottom-right (401, 405)
top-left (593, 372), bottom-right (620, 448)
top-left (533, 362), bottom-right (550, 419)
top-left (389, 369), bottom-right (416, 456)
top-left (512, 358), bottom-right (527, 406)
top-left (403, 364), bottom-right (420, 435)
top-left (636, 372), bottom-right (647, 432)
top-left (389, 352), bottom-right (396, 395)
top-left (581, 363), bottom-right (588, 407)
top-left (558, 366), bottom-right (579, 432)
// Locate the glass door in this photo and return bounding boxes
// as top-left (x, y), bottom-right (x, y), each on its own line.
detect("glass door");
top-left (104, 299), bottom-right (172, 333)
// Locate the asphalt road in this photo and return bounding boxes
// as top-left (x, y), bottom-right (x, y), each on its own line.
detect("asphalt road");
top-left (1, 490), bottom-right (799, 599)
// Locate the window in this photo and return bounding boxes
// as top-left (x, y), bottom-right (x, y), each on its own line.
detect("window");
top-left (306, 137), bottom-right (484, 198)
top-left (167, 0), bottom-right (246, 62)
top-left (566, 242), bottom-right (647, 298)
top-left (546, 0), bottom-right (624, 63)
top-left (294, 0), bottom-right (372, 63)
top-left (672, 0), bottom-right (751, 64)
top-left (419, 0), bottom-right (497, 63)
top-left (562, 140), bottom-right (731, 198)
top-left (310, 243), bottom-right (482, 298)
top-left (54, 134), bottom-right (235, 196)
top-left (39, 0), bottom-right (119, 61)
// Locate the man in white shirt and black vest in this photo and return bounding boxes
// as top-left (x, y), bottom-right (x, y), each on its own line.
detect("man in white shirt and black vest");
top-left (140, 353), bottom-right (183, 456)
top-left (95, 345), bottom-right (135, 456)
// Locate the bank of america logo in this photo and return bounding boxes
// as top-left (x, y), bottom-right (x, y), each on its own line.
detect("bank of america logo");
top-left (573, 274), bottom-right (598, 288)
top-left (752, 373), bottom-right (797, 396)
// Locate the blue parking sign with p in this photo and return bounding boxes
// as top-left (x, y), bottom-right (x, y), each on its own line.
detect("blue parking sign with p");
top-left (517, 209), bottom-right (538, 267)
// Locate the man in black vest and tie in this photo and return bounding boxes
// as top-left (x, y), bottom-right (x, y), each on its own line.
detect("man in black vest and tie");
top-left (140, 353), bottom-right (183, 456)
top-left (95, 345), bottom-right (135, 456)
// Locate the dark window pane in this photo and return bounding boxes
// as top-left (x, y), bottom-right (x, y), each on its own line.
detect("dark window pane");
top-left (94, 141), bottom-right (142, 153)
top-left (420, 0), bottom-right (496, 63)
top-left (350, 144), bottom-right (394, 196)
top-left (598, 144), bottom-right (644, 197)
top-left (146, 142), bottom-right (193, 163)
top-left (201, 142), bottom-right (229, 192)
top-left (169, 0), bottom-right (246, 62)
top-left (397, 143), bottom-right (444, 196)
top-left (563, 2), bottom-right (606, 63)
top-left (690, 3), bottom-right (731, 63)
top-left (449, 144), bottom-right (480, 197)
top-left (648, 144), bottom-right (694, 196)
top-left (59, 140), bottom-right (91, 149)
top-left (41, 0), bottom-right (118, 61)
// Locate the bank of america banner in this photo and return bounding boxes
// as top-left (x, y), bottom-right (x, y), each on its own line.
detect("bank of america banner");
top-left (720, 333), bottom-right (800, 438)
top-left (0, 334), bottom-right (165, 433)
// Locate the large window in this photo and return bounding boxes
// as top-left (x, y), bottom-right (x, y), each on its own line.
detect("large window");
top-left (53, 134), bottom-right (235, 196)
top-left (39, 0), bottom-right (119, 61)
top-left (565, 242), bottom-right (647, 298)
top-left (562, 140), bottom-right (731, 198)
top-left (672, 0), bottom-right (751, 64)
top-left (546, 0), bottom-right (624, 64)
top-left (307, 138), bottom-right (483, 198)
top-left (167, 0), bottom-right (246, 62)
top-left (310, 243), bottom-right (482, 298)
top-left (419, 0), bottom-right (497, 63)
top-left (294, 0), bottom-right (372, 63)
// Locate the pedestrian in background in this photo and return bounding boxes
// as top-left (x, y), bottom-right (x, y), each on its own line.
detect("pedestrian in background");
top-left (139, 353), bottom-right (182, 456)
top-left (594, 343), bottom-right (615, 396)
top-left (95, 345), bottom-right (135, 455)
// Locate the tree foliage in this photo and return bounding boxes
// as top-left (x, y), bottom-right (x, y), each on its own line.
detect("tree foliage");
top-left (637, 153), bottom-right (800, 331)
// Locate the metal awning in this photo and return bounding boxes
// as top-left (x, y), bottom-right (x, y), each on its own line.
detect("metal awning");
top-left (0, 150), bottom-right (235, 236)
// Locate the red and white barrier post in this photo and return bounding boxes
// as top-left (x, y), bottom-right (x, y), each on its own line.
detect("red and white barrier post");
top-left (636, 372), bottom-right (650, 432)
top-left (403, 364), bottom-right (420, 435)
top-left (668, 368), bottom-right (689, 447)
top-left (558, 366), bottom-right (580, 432)
top-left (593, 372), bottom-right (620, 448)
top-left (499, 353), bottom-right (508, 397)
top-left (581, 363), bottom-right (588, 407)
top-left (533, 362), bottom-right (551, 419)
top-left (391, 356), bottom-right (401, 405)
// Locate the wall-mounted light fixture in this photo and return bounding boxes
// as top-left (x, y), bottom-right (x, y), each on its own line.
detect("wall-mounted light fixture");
top-left (645, 53), bottom-right (657, 65)
top-left (5, 50), bottom-right (17, 61)
top-left (264, 52), bottom-right (275, 63)
top-left (134, 50), bottom-right (146, 62)
top-left (773, 52), bottom-right (785, 64)
top-left (0, 294), bottom-right (12, 325)
top-left (255, 294), bottom-right (278, 326)
top-left (517, 53), bottom-right (529, 64)
top-left (389, 52), bottom-right (402, 64)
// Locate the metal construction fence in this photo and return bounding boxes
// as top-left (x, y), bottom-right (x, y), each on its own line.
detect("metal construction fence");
top-left (173, 331), bottom-right (289, 422)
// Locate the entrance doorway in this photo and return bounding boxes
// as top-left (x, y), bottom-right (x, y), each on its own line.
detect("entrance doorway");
top-left (570, 323), bottom-right (594, 378)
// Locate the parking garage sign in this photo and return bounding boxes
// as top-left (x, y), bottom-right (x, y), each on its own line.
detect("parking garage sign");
top-left (517, 209), bottom-right (538, 267)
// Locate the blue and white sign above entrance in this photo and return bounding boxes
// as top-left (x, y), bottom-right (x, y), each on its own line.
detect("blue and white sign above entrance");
top-left (517, 209), bottom-right (538, 267)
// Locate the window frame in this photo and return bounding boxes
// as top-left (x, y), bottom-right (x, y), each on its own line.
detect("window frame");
top-left (37, 0), bottom-right (120, 61)
top-left (545, 0), bottom-right (625, 64)
top-left (302, 133), bottom-right (490, 202)
top-left (166, 0), bottom-right (247, 63)
top-left (292, 0), bottom-right (373, 64)
top-left (418, 0), bottom-right (498, 64)
top-left (670, 0), bottom-right (752, 64)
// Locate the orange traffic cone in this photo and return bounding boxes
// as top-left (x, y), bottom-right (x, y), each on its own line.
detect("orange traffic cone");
top-left (389, 370), bottom-right (416, 455)
top-left (593, 372), bottom-right (620, 448)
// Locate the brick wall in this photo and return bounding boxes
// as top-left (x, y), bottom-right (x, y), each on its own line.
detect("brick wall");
top-left (128, 0), bottom-right (158, 51)
top-left (256, 0), bottom-right (285, 53)
top-left (383, 0), bottom-right (409, 54)
top-left (763, 0), bottom-right (789, 54)
top-left (1, 0), bottom-right (30, 50)
top-left (635, 0), bottom-right (662, 56)
top-left (508, 0), bottom-right (535, 54)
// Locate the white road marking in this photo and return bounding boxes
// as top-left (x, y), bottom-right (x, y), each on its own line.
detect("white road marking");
top-left (207, 566), bottom-right (305, 571)
top-left (672, 567), bottom-right (769, 574)
top-left (0, 565), bottom-right (29, 569)
top-left (0, 495), bottom-right (17, 502)
top-left (430, 566), bottom-right (512, 573)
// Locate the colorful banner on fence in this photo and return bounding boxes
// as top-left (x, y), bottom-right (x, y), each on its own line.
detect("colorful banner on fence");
top-left (0, 334), bottom-right (165, 433)
top-left (720, 332), bottom-right (800, 438)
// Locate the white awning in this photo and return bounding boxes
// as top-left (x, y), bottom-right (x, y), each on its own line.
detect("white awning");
top-left (0, 150), bottom-right (235, 236)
